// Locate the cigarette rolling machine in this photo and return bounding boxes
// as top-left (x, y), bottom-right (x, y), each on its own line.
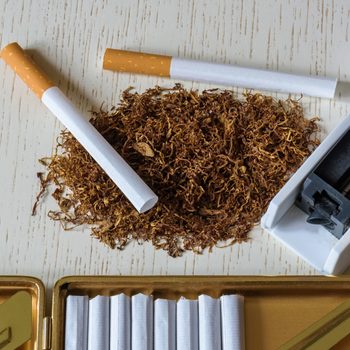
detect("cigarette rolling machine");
top-left (262, 114), bottom-right (350, 274)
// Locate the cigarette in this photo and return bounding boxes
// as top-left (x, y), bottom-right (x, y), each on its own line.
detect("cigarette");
top-left (131, 294), bottom-right (153, 350)
top-left (88, 296), bottom-right (110, 350)
top-left (198, 295), bottom-right (222, 350)
top-left (65, 295), bottom-right (89, 350)
top-left (110, 294), bottom-right (131, 350)
top-left (220, 295), bottom-right (245, 350)
top-left (103, 48), bottom-right (337, 98)
top-left (176, 297), bottom-right (199, 350)
top-left (1, 43), bottom-right (158, 213)
top-left (154, 299), bottom-right (176, 350)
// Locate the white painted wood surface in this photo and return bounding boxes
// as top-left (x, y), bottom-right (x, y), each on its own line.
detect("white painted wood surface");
top-left (1, 0), bottom-right (350, 291)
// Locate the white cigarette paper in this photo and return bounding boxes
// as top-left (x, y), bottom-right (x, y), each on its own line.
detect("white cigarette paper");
top-left (65, 295), bottom-right (89, 350)
top-left (131, 293), bottom-right (153, 350)
top-left (42, 87), bottom-right (158, 213)
top-left (110, 294), bottom-right (131, 350)
top-left (88, 295), bottom-right (110, 350)
top-left (154, 299), bottom-right (176, 350)
top-left (221, 295), bottom-right (245, 350)
top-left (170, 58), bottom-right (337, 98)
top-left (177, 297), bottom-right (199, 350)
top-left (198, 295), bottom-right (222, 350)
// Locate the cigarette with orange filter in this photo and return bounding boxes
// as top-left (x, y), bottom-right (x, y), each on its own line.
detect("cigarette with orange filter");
top-left (1, 43), bottom-right (158, 213)
top-left (103, 48), bottom-right (337, 98)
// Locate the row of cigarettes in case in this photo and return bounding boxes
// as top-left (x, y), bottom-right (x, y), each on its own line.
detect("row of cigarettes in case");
top-left (65, 293), bottom-right (245, 350)
top-left (0, 43), bottom-right (338, 215)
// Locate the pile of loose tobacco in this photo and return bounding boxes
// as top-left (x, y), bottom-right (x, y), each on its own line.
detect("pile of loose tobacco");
top-left (34, 84), bottom-right (319, 257)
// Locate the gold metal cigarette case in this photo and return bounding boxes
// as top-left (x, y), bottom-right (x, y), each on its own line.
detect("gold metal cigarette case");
top-left (2, 275), bottom-right (350, 350)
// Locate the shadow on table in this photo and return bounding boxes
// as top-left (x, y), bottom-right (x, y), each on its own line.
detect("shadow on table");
top-left (334, 81), bottom-right (350, 102)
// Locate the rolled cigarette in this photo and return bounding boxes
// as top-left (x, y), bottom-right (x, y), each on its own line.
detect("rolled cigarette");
top-left (131, 294), bottom-right (153, 350)
top-left (1, 43), bottom-right (158, 213)
top-left (88, 296), bottom-right (110, 350)
top-left (198, 295), bottom-right (222, 350)
top-left (176, 297), bottom-right (199, 350)
top-left (220, 295), bottom-right (245, 350)
top-left (65, 295), bottom-right (89, 350)
top-left (154, 299), bottom-right (176, 350)
top-left (103, 48), bottom-right (337, 98)
top-left (110, 293), bottom-right (131, 350)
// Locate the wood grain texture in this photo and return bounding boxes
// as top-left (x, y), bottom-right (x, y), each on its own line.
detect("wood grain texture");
top-left (1, 0), bottom-right (350, 290)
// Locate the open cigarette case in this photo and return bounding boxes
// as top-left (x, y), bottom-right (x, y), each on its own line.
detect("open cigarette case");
top-left (2, 275), bottom-right (350, 349)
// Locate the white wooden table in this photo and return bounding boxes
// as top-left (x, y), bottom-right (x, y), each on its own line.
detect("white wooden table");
top-left (1, 0), bottom-right (350, 290)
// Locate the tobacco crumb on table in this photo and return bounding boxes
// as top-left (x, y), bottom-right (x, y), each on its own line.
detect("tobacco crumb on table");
top-left (33, 84), bottom-right (319, 257)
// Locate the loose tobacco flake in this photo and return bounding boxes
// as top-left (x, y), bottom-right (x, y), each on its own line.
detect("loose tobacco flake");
top-left (34, 85), bottom-right (319, 257)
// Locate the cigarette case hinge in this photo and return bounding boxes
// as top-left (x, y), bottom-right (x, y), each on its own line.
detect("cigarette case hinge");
top-left (42, 316), bottom-right (52, 350)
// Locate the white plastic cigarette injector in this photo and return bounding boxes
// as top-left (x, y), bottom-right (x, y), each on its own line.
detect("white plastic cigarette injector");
top-left (1, 42), bottom-right (158, 213)
top-left (103, 48), bottom-right (337, 99)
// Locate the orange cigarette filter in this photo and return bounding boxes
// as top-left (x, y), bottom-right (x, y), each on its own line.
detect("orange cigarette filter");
top-left (103, 49), bottom-right (172, 77)
top-left (0, 42), bottom-right (54, 98)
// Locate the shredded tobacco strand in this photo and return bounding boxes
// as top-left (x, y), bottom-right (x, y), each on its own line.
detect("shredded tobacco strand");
top-left (34, 85), bottom-right (319, 257)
